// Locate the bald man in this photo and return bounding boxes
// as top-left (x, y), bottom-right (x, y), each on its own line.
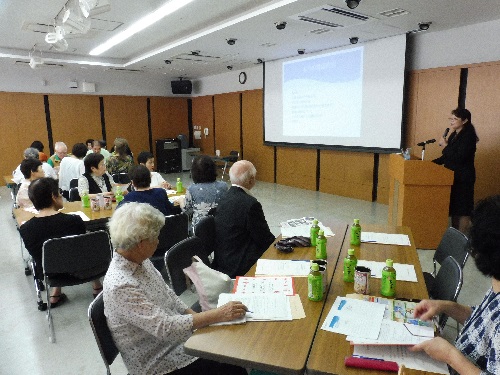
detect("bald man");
top-left (212, 160), bottom-right (275, 278)
top-left (47, 141), bottom-right (68, 170)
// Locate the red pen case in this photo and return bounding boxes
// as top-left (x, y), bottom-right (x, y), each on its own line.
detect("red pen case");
top-left (345, 356), bottom-right (399, 372)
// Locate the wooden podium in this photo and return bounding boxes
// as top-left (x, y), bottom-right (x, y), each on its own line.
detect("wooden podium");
top-left (388, 153), bottom-right (453, 249)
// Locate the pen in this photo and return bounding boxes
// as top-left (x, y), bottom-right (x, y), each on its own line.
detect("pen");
top-left (352, 355), bottom-right (384, 361)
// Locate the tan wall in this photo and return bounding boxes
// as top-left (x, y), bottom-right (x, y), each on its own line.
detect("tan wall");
top-left (1, 93), bottom-right (188, 183)
top-left (214, 93), bottom-right (240, 157)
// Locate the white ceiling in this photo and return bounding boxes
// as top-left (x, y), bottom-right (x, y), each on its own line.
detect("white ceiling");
top-left (2, 0), bottom-right (500, 80)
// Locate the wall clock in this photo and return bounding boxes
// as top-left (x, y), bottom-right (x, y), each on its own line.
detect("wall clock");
top-left (239, 72), bottom-right (247, 84)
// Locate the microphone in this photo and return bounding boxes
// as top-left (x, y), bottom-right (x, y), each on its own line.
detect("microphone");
top-left (443, 128), bottom-right (450, 138)
top-left (417, 139), bottom-right (436, 147)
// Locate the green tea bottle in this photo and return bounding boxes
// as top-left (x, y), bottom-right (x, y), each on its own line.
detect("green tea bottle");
top-left (176, 177), bottom-right (183, 193)
top-left (81, 190), bottom-right (90, 208)
top-left (308, 262), bottom-right (323, 301)
top-left (115, 185), bottom-right (124, 203)
top-left (343, 249), bottom-right (357, 282)
top-left (350, 219), bottom-right (361, 246)
top-left (315, 230), bottom-right (327, 260)
top-left (310, 219), bottom-right (320, 246)
top-left (381, 259), bottom-right (397, 297)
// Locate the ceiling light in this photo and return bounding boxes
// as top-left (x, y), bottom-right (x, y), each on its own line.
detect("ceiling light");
top-left (349, 37), bottom-right (359, 44)
top-left (345, 0), bottom-right (361, 9)
top-left (51, 38), bottom-right (69, 52)
top-left (125, 0), bottom-right (299, 66)
top-left (90, 0), bottom-right (195, 56)
top-left (79, 0), bottom-right (98, 17)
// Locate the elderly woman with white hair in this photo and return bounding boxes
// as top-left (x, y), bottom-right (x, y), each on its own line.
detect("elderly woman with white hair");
top-left (103, 202), bottom-right (248, 375)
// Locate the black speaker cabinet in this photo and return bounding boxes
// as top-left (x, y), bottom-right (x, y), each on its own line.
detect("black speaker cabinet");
top-left (171, 80), bottom-right (192, 94)
top-left (156, 138), bottom-right (181, 173)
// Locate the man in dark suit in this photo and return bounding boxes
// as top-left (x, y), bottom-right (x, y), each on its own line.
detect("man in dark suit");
top-left (213, 160), bottom-right (275, 278)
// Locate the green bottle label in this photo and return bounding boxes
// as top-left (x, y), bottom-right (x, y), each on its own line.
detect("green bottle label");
top-left (343, 258), bottom-right (357, 282)
top-left (315, 237), bottom-right (327, 260)
top-left (82, 194), bottom-right (90, 208)
top-left (381, 269), bottom-right (396, 297)
top-left (350, 225), bottom-right (361, 245)
top-left (308, 273), bottom-right (323, 301)
top-left (310, 226), bottom-right (320, 246)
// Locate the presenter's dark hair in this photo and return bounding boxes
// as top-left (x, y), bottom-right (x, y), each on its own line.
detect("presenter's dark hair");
top-left (451, 107), bottom-right (478, 142)
top-left (20, 158), bottom-right (42, 179)
top-left (130, 165), bottom-right (151, 188)
top-left (72, 143), bottom-right (88, 158)
top-left (137, 151), bottom-right (154, 165)
top-left (28, 177), bottom-right (60, 210)
top-left (84, 153), bottom-right (104, 174)
top-left (469, 195), bottom-right (500, 280)
top-left (191, 155), bottom-right (217, 183)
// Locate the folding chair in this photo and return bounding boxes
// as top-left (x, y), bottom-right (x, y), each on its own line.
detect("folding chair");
top-left (88, 292), bottom-right (121, 375)
top-left (112, 173), bottom-right (130, 184)
top-left (43, 230), bottom-right (113, 343)
top-left (150, 213), bottom-right (189, 271)
top-left (164, 236), bottom-right (210, 311)
top-left (194, 215), bottom-right (216, 262)
top-left (423, 227), bottom-right (469, 291)
top-left (221, 151), bottom-right (239, 180)
top-left (427, 255), bottom-right (463, 334)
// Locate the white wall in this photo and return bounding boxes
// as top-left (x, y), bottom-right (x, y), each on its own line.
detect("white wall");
top-left (0, 60), bottom-right (171, 96)
top-left (409, 18), bottom-right (500, 70)
top-left (192, 65), bottom-right (263, 96)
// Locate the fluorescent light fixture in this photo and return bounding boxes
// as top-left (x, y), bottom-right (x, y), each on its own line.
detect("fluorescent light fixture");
top-left (90, 0), bottom-right (195, 56)
top-left (125, 0), bottom-right (299, 66)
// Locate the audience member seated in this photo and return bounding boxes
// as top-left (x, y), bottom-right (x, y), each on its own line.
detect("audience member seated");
top-left (86, 140), bottom-right (111, 160)
top-left (19, 178), bottom-right (103, 307)
top-left (30, 140), bottom-right (48, 162)
top-left (411, 195), bottom-right (500, 375)
top-left (117, 165), bottom-right (177, 216)
top-left (13, 147), bottom-right (56, 183)
top-left (47, 141), bottom-right (68, 173)
top-left (78, 153), bottom-right (115, 197)
top-left (59, 143), bottom-right (87, 199)
top-left (183, 155), bottom-right (228, 232)
top-left (137, 151), bottom-right (172, 189)
top-left (103, 202), bottom-right (248, 375)
top-left (212, 160), bottom-right (275, 278)
top-left (106, 137), bottom-right (133, 175)
top-left (85, 138), bottom-right (94, 151)
top-left (16, 158), bottom-right (44, 209)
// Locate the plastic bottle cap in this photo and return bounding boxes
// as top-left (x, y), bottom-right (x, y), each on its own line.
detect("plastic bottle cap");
top-left (386, 259), bottom-right (394, 267)
top-left (354, 219), bottom-right (359, 224)
top-left (177, 177), bottom-right (181, 181)
top-left (318, 230), bottom-right (324, 235)
top-left (311, 262), bottom-right (319, 271)
top-left (313, 219), bottom-right (318, 224)
top-left (348, 249), bottom-right (355, 255)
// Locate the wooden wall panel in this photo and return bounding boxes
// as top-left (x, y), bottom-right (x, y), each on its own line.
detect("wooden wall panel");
top-left (103, 96), bottom-right (149, 159)
top-left (48, 94), bottom-right (101, 152)
top-left (377, 153), bottom-right (390, 204)
top-left (276, 147), bottom-right (316, 190)
top-left (192, 95), bottom-right (214, 154)
top-left (410, 68), bottom-right (461, 161)
top-left (319, 151), bottom-right (373, 201)
top-left (242, 90), bottom-right (274, 183)
top-left (465, 62), bottom-right (500, 201)
top-left (150, 97), bottom-right (188, 158)
top-left (0, 92), bottom-right (47, 182)
top-left (214, 93), bottom-right (240, 157)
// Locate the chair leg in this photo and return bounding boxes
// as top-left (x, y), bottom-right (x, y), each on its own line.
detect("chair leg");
top-left (32, 261), bottom-right (47, 311)
top-left (45, 278), bottom-right (55, 343)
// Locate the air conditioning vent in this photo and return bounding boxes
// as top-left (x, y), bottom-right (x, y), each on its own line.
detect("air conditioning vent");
top-left (298, 16), bottom-right (342, 28)
top-left (291, 4), bottom-right (374, 29)
top-left (15, 60), bottom-right (64, 68)
top-left (379, 8), bottom-right (409, 18)
top-left (106, 68), bottom-right (144, 73)
top-left (321, 6), bottom-right (370, 21)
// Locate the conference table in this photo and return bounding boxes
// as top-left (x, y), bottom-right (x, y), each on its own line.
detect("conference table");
top-left (185, 222), bottom-right (431, 375)
top-left (306, 224), bottom-right (429, 375)
top-left (184, 218), bottom-right (349, 375)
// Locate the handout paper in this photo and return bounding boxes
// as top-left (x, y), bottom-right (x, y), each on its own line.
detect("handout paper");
top-left (347, 319), bottom-right (433, 345)
top-left (321, 297), bottom-right (385, 339)
top-left (361, 232), bottom-right (411, 246)
top-left (217, 293), bottom-right (292, 321)
top-left (353, 345), bottom-right (449, 374)
top-left (356, 260), bottom-right (418, 282)
top-left (233, 276), bottom-right (295, 296)
top-left (255, 259), bottom-right (311, 277)
top-left (280, 217), bottom-right (334, 238)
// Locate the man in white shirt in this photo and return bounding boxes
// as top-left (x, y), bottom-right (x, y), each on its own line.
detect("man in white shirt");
top-left (13, 147), bottom-right (56, 184)
top-left (137, 151), bottom-right (172, 189)
top-left (59, 143), bottom-right (87, 199)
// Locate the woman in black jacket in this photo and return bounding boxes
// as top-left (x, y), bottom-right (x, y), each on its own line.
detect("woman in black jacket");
top-left (433, 107), bottom-right (479, 234)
